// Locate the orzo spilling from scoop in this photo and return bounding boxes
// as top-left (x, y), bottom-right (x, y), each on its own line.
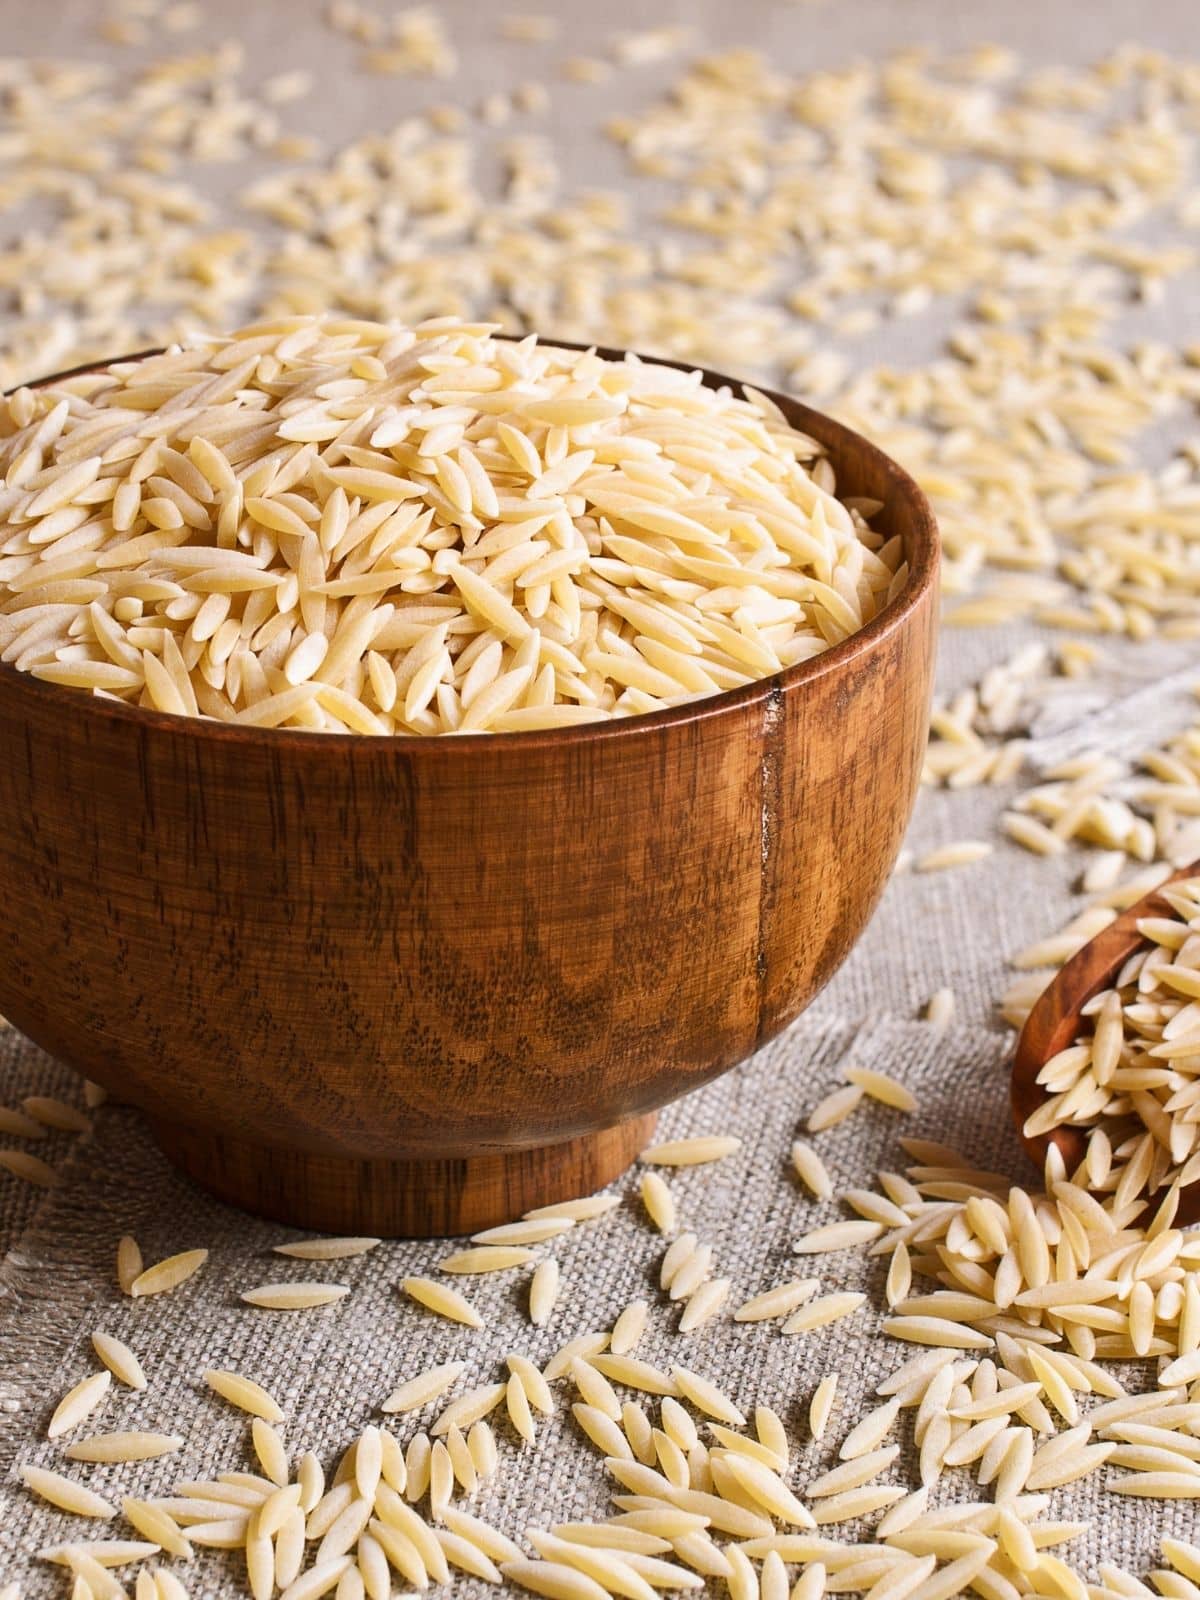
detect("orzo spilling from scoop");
top-left (0, 317), bottom-right (903, 735)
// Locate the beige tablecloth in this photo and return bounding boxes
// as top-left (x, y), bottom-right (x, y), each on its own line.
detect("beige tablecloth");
top-left (2, 0), bottom-right (1200, 1591)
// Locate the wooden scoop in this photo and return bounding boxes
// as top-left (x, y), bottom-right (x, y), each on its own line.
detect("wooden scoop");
top-left (1011, 862), bottom-right (1200, 1226)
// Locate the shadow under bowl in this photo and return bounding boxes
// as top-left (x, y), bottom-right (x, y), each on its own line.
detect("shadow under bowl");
top-left (0, 347), bottom-right (938, 1235)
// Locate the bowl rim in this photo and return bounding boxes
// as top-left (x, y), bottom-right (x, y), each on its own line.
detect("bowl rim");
top-left (0, 339), bottom-right (939, 753)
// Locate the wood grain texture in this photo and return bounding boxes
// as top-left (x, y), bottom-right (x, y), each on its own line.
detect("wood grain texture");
top-left (1012, 862), bottom-right (1200, 1225)
top-left (0, 352), bottom-right (938, 1235)
top-left (152, 1111), bottom-right (659, 1236)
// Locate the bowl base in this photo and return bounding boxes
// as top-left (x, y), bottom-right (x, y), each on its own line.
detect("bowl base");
top-left (148, 1112), bottom-right (659, 1238)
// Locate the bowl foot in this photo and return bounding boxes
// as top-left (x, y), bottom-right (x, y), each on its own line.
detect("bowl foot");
top-left (148, 1112), bottom-right (659, 1238)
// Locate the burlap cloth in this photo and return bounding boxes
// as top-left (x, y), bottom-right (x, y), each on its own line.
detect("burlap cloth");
top-left (3, 0), bottom-right (1200, 1589)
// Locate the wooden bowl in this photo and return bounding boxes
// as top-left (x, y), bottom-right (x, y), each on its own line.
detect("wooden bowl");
top-left (1012, 863), bottom-right (1200, 1225)
top-left (0, 349), bottom-right (938, 1236)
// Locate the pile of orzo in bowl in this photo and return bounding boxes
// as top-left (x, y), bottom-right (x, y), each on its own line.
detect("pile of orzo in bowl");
top-left (0, 316), bottom-right (905, 735)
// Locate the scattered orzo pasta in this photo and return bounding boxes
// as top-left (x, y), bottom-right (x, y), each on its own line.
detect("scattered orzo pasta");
top-left (805, 1084), bottom-right (864, 1133)
top-left (272, 1237), bottom-right (380, 1260)
top-left (381, 1361), bottom-right (466, 1416)
top-left (129, 1249), bottom-right (208, 1298)
top-left (0, 1150), bottom-right (59, 1186)
top-left (923, 989), bottom-right (955, 1027)
top-left (91, 1332), bottom-right (147, 1391)
top-left (203, 1369), bottom-right (285, 1422)
top-left (523, 1195), bottom-right (621, 1223)
top-left (639, 1172), bottom-right (676, 1234)
top-left (22, 1095), bottom-right (91, 1133)
top-left (401, 1276), bottom-right (483, 1328)
top-left (842, 1067), bottom-right (918, 1114)
top-left (641, 1137), bottom-right (742, 1168)
top-left (19, 1465), bottom-right (117, 1519)
top-left (438, 1245), bottom-right (535, 1273)
top-left (790, 1141), bottom-right (832, 1200)
top-left (47, 1371), bottom-right (111, 1439)
top-left (471, 1218), bottom-right (574, 1246)
top-left (914, 841), bottom-right (994, 873)
top-left (116, 1235), bottom-right (142, 1296)
top-left (239, 1282), bottom-right (349, 1310)
top-left (809, 1377), bottom-right (840, 1445)
top-left (63, 1430), bottom-right (183, 1463)
top-left (529, 1260), bottom-right (560, 1327)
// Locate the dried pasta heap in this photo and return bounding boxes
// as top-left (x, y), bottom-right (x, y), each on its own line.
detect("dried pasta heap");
top-left (0, 318), bottom-right (902, 735)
